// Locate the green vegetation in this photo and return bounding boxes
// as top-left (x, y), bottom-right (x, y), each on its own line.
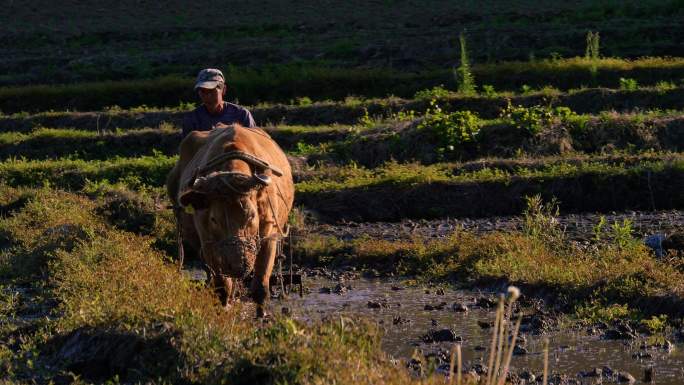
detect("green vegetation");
top-left (295, 155), bottom-right (684, 192)
top-left (499, 102), bottom-right (578, 135)
top-left (0, 187), bottom-right (428, 384)
top-left (0, 151), bottom-right (680, 193)
top-left (417, 101), bottom-right (480, 156)
top-left (296, 198), bottom-right (684, 323)
top-left (455, 32), bottom-right (476, 95)
top-left (585, 31), bottom-right (600, 79)
top-left (0, 154), bottom-right (176, 190)
top-left (619, 77), bottom-right (639, 91)
top-left (3, 58), bottom-right (684, 113)
top-left (2, 0), bottom-right (682, 90)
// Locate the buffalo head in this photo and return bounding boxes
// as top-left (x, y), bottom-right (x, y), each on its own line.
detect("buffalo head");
top-left (179, 171), bottom-right (270, 280)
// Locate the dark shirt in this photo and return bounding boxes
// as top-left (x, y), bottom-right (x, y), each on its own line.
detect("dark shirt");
top-left (181, 102), bottom-right (256, 138)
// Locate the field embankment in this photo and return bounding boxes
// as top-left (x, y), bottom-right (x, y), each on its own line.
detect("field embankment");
top-left (0, 154), bottom-right (681, 222)
top-left (2, 80), bottom-right (684, 116)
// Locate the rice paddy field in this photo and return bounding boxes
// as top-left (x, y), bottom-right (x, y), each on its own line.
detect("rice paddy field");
top-left (1, 1), bottom-right (684, 384)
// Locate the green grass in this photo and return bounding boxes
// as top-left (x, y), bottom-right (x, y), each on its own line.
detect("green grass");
top-left (0, 126), bottom-right (181, 161)
top-left (0, 154), bottom-right (176, 190)
top-left (295, 155), bottom-right (684, 192)
top-left (0, 151), bottom-right (680, 191)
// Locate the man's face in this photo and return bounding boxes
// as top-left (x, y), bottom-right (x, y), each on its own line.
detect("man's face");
top-left (198, 86), bottom-right (224, 107)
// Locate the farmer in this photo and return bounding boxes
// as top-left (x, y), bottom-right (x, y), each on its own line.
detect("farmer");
top-left (181, 68), bottom-right (257, 138)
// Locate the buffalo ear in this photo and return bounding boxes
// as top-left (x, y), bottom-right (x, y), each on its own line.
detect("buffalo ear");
top-left (179, 190), bottom-right (208, 210)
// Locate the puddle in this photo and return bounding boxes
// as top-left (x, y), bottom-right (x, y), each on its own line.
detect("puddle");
top-left (271, 277), bottom-right (684, 384)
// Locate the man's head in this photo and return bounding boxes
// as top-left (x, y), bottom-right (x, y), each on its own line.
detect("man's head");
top-left (194, 68), bottom-right (226, 111)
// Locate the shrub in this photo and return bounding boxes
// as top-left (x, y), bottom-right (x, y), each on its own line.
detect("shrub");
top-left (640, 315), bottom-right (668, 334)
top-left (390, 109), bottom-right (417, 122)
top-left (499, 101), bottom-right (579, 135)
top-left (413, 85), bottom-right (451, 100)
top-left (292, 141), bottom-right (321, 156)
top-left (654, 81), bottom-right (676, 93)
top-left (294, 96), bottom-right (313, 106)
top-left (619, 77), bottom-right (639, 90)
top-left (610, 218), bottom-right (639, 250)
top-left (481, 84), bottom-right (497, 97)
top-left (417, 100), bottom-right (480, 155)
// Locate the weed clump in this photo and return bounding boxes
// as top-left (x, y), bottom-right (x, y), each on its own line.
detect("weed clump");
top-left (499, 101), bottom-right (578, 136)
top-left (619, 77), bottom-right (639, 91)
top-left (521, 194), bottom-right (563, 243)
top-left (414, 85), bottom-right (452, 101)
top-left (417, 100), bottom-right (480, 157)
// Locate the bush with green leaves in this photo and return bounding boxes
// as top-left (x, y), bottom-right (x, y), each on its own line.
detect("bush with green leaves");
top-left (499, 101), bottom-right (579, 135)
top-left (417, 100), bottom-right (480, 155)
top-left (413, 85), bottom-right (451, 100)
top-left (619, 77), bottom-right (639, 90)
top-left (481, 84), bottom-right (497, 97)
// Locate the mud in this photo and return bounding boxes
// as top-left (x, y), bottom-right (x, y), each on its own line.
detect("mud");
top-left (270, 277), bottom-right (684, 385)
top-left (309, 210), bottom-right (684, 243)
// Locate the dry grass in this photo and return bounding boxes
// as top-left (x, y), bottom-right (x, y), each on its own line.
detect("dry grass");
top-left (0, 186), bottom-right (456, 384)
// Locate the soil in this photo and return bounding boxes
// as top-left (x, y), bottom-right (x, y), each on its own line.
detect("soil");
top-left (306, 210), bottom-right (684, 243)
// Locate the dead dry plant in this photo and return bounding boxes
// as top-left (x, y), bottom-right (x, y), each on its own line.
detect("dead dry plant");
top-left (482, 286), bottom-right (523, 385)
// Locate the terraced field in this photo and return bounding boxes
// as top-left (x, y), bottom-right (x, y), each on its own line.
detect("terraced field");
top-left (2, 2), bottom-right (684, 385)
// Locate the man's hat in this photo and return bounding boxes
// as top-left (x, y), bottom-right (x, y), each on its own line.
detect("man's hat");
top-left (194, 68), bottom-right (225, 90)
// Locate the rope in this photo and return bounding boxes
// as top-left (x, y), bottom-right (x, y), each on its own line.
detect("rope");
top-left (174, 207), bottom-right (185, 271)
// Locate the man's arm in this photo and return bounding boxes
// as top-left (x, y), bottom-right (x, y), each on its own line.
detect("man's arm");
top-left (242, 108), bottom-right (257, 128)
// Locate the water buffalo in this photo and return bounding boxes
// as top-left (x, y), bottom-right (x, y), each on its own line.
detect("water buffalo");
top-left (166, 124), bottom-right (294, 317)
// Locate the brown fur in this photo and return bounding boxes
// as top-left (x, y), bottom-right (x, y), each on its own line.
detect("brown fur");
top-left (166, 124), bottom-right (294, 316)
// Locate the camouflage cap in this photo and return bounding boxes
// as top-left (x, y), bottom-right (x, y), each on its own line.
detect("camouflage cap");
top-left (194, 68), bottom-right (225, 90)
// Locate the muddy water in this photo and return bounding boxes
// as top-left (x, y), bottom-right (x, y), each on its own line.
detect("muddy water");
top-left (271, 277), bottom-right (684, 384)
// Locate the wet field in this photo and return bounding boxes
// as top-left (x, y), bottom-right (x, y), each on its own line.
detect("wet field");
top-left (271, 277), bottom-right (684, 384)
top-left (178, 209), bottom-right (684, 384)
top-left (312, 210), bottom-right (684, 242)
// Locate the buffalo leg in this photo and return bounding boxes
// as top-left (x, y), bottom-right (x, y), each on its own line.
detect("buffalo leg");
top-left (251, 238), bottom-right (277, 317)
top-left (222, 276), bottom-right (235, 309)
top-left (210, 274), bottom-right (228, 307)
